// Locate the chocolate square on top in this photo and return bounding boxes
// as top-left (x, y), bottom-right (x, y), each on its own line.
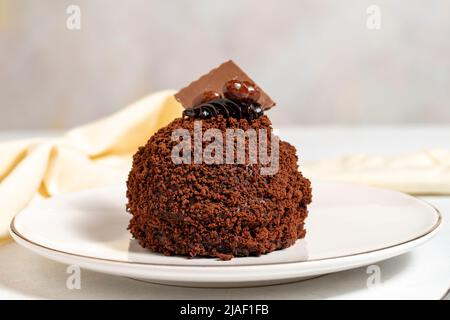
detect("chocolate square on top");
top-left (174, 60), bottom-right (276, 110)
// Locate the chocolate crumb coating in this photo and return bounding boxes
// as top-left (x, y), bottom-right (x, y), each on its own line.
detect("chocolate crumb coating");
top-left (126, 116), bottom-right (312, 260)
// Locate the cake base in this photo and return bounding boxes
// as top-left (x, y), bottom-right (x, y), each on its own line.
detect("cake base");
top-left (127, 115), bottom-right (312, 260)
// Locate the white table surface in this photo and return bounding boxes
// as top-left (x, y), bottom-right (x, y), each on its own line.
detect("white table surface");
top-left (0, 126), bottom-right (449, 300)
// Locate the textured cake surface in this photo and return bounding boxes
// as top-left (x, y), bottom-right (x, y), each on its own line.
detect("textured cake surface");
top-left (126, 115), bottom-right (312, 260)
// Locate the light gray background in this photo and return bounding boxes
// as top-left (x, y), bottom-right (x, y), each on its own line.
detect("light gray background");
top-left (0, 0), bottom-right (449, 130)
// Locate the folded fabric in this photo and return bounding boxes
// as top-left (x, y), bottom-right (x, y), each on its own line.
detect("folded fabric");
top-left (302, 149), bottom-right (450, 195)
top-left (0, 90), bottom-right (183, 243)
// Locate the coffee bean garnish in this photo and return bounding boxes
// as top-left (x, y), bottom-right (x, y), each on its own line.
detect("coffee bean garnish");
top-left (223, 80), bottom-right (261, 104)
top-left (192, 90), bottom-right (222, 106)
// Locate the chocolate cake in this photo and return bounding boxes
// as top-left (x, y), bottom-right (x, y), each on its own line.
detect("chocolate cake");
top-left (126, 61), bottom-right (312, 260)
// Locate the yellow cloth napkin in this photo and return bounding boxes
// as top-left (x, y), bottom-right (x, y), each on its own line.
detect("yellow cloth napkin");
top-left (0, 90), bottom-right (183, 243)
top-left (302, 149), bottom-right (450, 195)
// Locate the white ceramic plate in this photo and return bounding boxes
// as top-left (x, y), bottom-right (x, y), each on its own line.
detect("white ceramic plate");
top-left (10, 181), bottom-right (441, 287)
